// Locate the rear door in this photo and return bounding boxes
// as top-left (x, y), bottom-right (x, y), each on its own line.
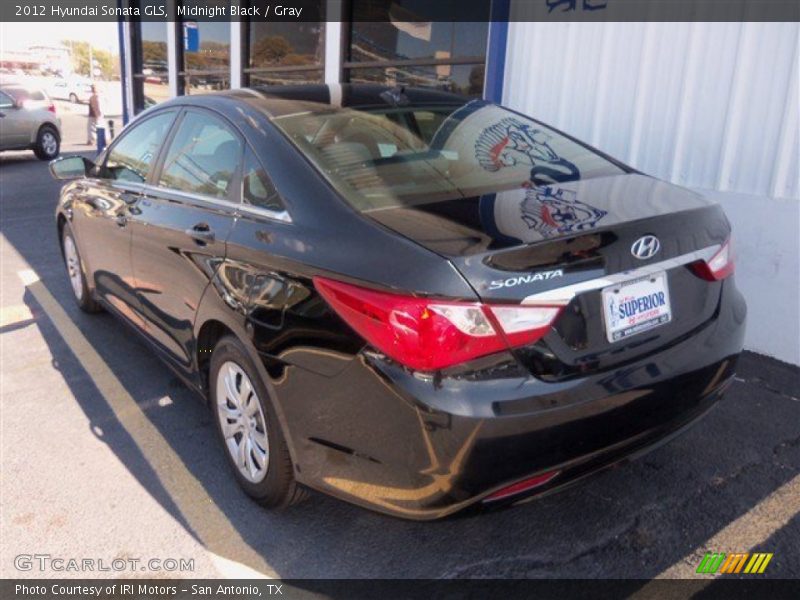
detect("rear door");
top-left (129, 108), bottom-right (243, 377)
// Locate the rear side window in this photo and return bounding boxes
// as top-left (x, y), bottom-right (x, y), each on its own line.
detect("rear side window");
top-left (158, 111), bottom-right (243, 200)
top-left (103, 111), bottom-right (176, 182)
top-left (242, 148), bottom-right (284, 213)
top-left (2, 87), bottom-right (44, 102)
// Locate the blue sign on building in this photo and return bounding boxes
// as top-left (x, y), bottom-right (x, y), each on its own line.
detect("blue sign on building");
top-left (183, 21), bottom-right (199, 52)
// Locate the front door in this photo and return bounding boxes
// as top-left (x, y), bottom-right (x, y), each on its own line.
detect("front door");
top-left (129, 109), bottom-right (243, 377)
top-left (70, 109), bottom-right (177, 328)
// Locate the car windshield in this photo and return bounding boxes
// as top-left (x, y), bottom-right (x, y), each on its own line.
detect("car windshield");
top-left (270, 100), bottom-right (627, 211)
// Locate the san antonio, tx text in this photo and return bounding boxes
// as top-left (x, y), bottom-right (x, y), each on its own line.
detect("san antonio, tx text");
top-left (16, 584), bottom-right (283, 597)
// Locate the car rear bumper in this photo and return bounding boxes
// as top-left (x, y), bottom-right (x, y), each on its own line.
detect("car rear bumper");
top-left (274, 278), bottom-right (746, 520)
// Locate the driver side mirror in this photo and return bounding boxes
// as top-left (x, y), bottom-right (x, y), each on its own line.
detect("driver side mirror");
top-left (50, 156), bottom-right (95, 180)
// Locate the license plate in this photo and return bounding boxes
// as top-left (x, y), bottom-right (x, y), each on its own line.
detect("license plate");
top-left (602, 271), bottom-right (671, 343)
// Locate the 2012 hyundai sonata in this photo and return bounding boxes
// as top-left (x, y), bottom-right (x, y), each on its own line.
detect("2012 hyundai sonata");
top-left (50, 84), bottom-right (746, 519)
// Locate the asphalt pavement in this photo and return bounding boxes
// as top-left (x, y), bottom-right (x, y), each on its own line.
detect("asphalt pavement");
top-left (0, 153), bottom-right (798, 581)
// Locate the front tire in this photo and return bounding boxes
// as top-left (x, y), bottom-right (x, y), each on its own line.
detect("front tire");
top-left (210, 335), bottom-right (308, 508)
top-left (34, 126), bottom-right (60, 160)
top-left (61, 223), bottom-right (101, 313)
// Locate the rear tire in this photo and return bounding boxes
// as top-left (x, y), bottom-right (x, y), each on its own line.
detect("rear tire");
top-left (61, 223), bottom-right (101, 313)
top-left (33, 126), bottom-right (60, 160)
top-left (210, 335), bottom-right (308, 508)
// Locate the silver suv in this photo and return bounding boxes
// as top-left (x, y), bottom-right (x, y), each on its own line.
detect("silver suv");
top-left (0, 85), bottom-right (62, 160)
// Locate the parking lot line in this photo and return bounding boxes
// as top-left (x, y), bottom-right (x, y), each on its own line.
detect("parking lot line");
top-left (17, 268), bottom-right (276, 578)
top-left (627, 471), bottom-right (800, 597)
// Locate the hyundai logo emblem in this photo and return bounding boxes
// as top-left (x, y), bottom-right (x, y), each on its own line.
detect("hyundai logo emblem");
top-left (631, 235), bottom-right (660, 260)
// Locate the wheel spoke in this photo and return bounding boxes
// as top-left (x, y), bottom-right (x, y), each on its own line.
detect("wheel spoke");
top-left (218, 402), bottom-right (241, 421)
top-left (236, 435), bottom-right (247, 469)
top-left (250, 433), bottom-right (267, 467)
top-left (252, 427), bottom-right (268, 451)
top-left (244, 437), bottom-right (258, 479)
top-left (220, 416), bottom-right (243, 439)
top-left (239, 377), bottom-right (254, 409)
top-left (244, 392), bottom-right (258, 417)
top-left (223, 367), bottom-right (239, 406)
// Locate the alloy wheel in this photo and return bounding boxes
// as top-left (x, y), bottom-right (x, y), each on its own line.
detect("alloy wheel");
top-left (215, 361), bottom-right (270, 483)
top-left (41, 131), bottom-right (58, 157)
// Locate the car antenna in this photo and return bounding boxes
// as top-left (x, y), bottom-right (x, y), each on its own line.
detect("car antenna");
top-left (380, 85), bottom-right (410, 107)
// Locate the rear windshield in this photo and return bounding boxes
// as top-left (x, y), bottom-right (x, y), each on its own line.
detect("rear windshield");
top-left (2, 87), bottom-right (46, 102)
top-left (271, 100), bottom-right (627, 211)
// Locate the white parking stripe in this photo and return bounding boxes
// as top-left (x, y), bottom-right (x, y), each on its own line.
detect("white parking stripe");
top-left (19, 269), bottom-right (276, 578)
top-left (630, 472), bottom-right (800, 595)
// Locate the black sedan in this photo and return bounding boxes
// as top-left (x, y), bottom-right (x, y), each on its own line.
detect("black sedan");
top-left (50, 84), bottom-right (746, 519)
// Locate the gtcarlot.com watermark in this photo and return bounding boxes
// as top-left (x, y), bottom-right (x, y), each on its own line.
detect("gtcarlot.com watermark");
top-left (14, 554), bottom-right (195, 573)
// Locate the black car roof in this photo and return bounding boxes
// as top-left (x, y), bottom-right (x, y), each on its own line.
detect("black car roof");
top-left (164, 84), bottom-right (470, 119)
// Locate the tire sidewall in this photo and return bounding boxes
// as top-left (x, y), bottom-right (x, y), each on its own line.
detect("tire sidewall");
top-left (209, 336), bottom-right (295, 505)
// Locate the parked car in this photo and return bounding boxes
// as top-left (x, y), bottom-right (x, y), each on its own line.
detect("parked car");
top-left (49, 85), bottom-right (746, 519)
top-left (0, 85), bottom-right (61, 160)
top-left (48, 76), bottom-right (92, 103)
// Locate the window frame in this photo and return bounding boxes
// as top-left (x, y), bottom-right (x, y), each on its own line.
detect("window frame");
top-left (128, 4), bottom-right (171, 114)
top-left (97, 108), bottom-right (179, 186)
top-left (177, 5), bottom-right (231, 95)
top-left (150, 107), bottom-right (245, 205)
top-left (240, 145), bottom-right (288, 218)
top-left (242, 7), bottom-right (326, 87)
top-left (146, 106), bottom-right (292, 223)
top-left (343, 17), bottom-right (489, 96)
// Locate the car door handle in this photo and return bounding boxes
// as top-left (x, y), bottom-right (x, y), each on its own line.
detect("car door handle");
top-left (185, 223), bottom-right (215, 244)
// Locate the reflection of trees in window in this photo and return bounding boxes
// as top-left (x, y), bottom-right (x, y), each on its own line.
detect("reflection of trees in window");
top-left (185, 41), bottom-right (230, 70)
top-left (235, 17), bottom-right (327, 87)
top-left (468, 65), bottom-right (484, 96)
top-left (246, 21), bottom-right (325, 82)
top-left (142, 41), bottom-right (167, 63)
top-left (252, 36), bottom-right (293, 65)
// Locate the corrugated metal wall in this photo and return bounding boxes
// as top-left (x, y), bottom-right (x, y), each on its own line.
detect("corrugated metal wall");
top-left (503, 22), bottom-right (799, 200)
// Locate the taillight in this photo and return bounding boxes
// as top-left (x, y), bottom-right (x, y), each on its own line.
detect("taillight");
top-left (314, 277), bottom-right (563, 371)
top-left (48, 103), bottom-right (56, 114)
top-left (691, 238), bottom-right (734, 281)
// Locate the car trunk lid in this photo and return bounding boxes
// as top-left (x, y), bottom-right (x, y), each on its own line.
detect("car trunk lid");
top-left (365, 173), bottom-right (731, 377)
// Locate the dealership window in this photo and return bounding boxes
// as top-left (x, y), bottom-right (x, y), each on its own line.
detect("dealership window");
top-left (245, 3), bottom-right (325, 87)
top-left (179, 1), bottom-right (231, 95)
top-left (345, 2), bottom-right (489, 96)
top-left (130, 1), bottom-right (170, 114)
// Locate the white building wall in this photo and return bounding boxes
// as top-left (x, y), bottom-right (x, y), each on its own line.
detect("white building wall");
top-left (503, 21), bottom-right (800, 364)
